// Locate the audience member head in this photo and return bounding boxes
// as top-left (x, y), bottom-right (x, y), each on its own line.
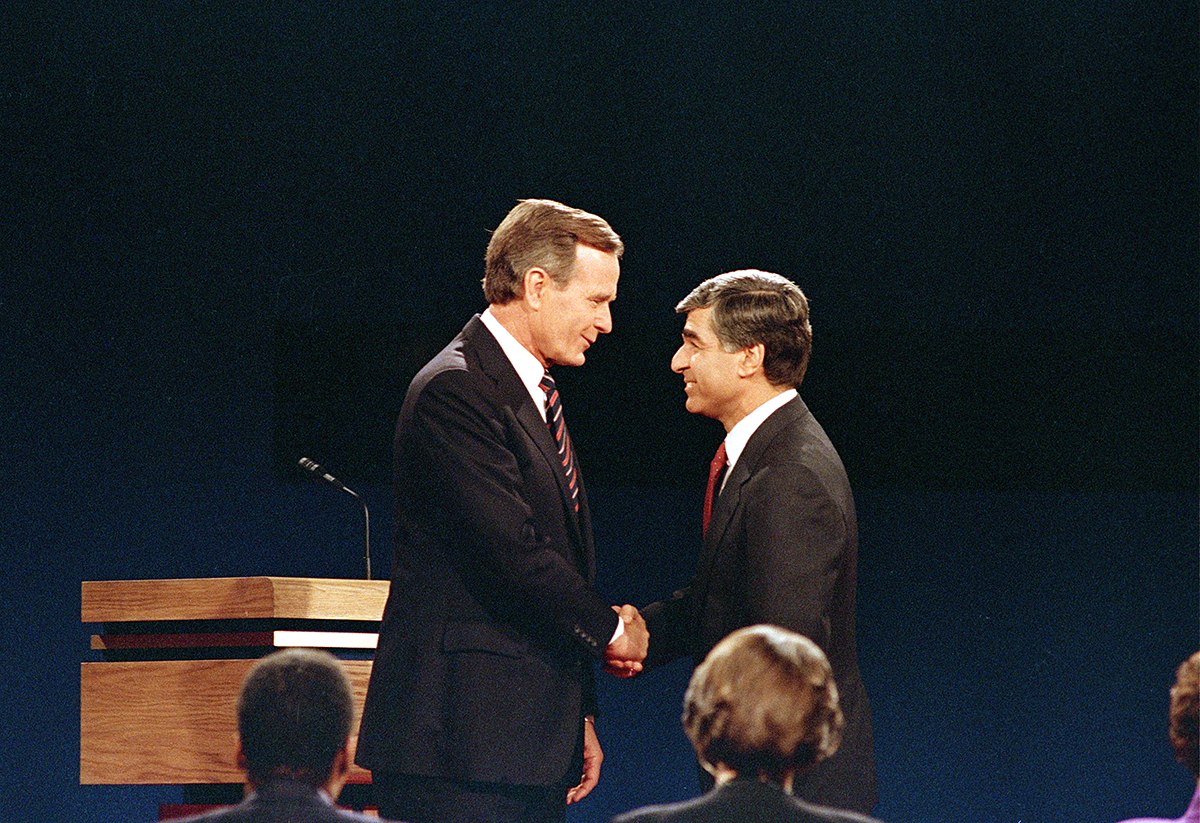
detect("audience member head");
top-left (483, 198), bottom-right (624, 304)
top-left (236, 648), bottom-right (355, 795)
top-left (682, 624), bottom-right (843, 789)
top-left (1170, 651), bottom-right (1200, 779)
top-left (675, 270), bottom-right (813, 388)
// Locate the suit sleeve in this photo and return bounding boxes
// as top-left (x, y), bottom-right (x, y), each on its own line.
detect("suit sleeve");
top-left (740, 460), bottom-right (847, 650)
top-left (407, 367), bottom-right (619, 656)
top-left (640, 583), bottom-right (694, 669)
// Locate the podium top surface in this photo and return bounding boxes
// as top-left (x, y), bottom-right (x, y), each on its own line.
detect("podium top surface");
top-left (82, 577), bottom-right (390, 623)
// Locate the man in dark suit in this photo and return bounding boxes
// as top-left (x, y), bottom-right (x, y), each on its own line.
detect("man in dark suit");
top-left (356, 199), bottom-right (648, 823)
top-left (166, 648), bottom-right (395, 823)
top-left (637, 270), bottom-right (876, 813)
top-left (613, 625), bottom-right (884, 823)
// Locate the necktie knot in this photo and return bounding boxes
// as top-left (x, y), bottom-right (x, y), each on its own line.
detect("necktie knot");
top-left (710, 442), bottom-right (728, 477)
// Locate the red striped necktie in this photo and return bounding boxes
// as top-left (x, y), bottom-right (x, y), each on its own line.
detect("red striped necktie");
top-left (702, 441), bottom-right (728, 537)
top-left (539, 372), bottom-right (580, 512)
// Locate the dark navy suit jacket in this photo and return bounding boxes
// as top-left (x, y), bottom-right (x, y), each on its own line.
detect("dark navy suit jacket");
top-left (642, 396), bottom-right (877, 813)
top-left (165, 779), bottom-right (389, 823)
top-left (613, 778), bottom-right (885, 823)
top-left (356, 315), bottom-right (618, 787)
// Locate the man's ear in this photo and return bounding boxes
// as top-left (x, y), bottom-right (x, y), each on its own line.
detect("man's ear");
top-left (737, 343), bottom-right (766, 378)
top-left (523, 267), bottom-right (550, 309)
top-left (324, 744), bottom-right (351, 801)
top-left (235, 744), bottom-right (255, 794)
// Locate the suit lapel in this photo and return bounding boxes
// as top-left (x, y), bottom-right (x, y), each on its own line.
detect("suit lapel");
top-left (466, 317), bottom-right (591, 570)
top-left (466, 317), bottom-right (561, 480)
top-left (515, 391), bottom-right (593, 575)
top-left (694, 397), bottom-right (810, 597)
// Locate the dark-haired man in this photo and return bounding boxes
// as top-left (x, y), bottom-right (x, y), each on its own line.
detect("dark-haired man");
top-left (357, 199), bottom-right (648, 823)
top-left (166, 648), bottom-right (393, 823)
top-left (639, 270), bottom-right (876, 813)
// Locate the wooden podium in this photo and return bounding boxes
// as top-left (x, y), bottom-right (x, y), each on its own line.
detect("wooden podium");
top-left (80, 577), bottom-right (389, 786)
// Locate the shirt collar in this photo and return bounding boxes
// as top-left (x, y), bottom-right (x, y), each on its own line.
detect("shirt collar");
top-left (722, 388), bottom-right (798, 483)
top-left (480, 307), bottom-right (549, 420)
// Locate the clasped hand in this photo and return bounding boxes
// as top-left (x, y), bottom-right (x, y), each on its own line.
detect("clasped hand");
top-left (603, 604), bottom-right (648, 678)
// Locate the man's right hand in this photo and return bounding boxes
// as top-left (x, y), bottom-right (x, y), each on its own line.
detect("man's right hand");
top-left (603, 604), bottom-right (648, 678)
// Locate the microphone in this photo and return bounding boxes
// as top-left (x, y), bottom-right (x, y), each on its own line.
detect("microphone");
top-left (298, 456), bottom-right (351, 492)
top-left (297, 457), bottom-right (372, 580)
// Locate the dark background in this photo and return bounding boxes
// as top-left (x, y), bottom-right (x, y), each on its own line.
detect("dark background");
top-left (4, 2), bottom-right (1197, 822)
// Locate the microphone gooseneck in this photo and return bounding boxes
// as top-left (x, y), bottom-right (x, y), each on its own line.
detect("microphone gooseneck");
top-left (297, 457), bottom-right (372, 580)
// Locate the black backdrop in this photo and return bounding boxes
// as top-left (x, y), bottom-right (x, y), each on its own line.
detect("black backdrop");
top-left (5, 2), bottom-right (1197, 821)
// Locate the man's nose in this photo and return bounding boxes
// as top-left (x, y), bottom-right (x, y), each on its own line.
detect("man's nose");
top-left (670, 346), bottom-right (687, 373)
top-left (595, 303), bottom-right (613, 334)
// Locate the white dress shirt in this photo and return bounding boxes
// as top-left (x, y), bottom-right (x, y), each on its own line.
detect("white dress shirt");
top-left (478, 307), bottom-right (624, 646)
top-left (720, 388), bottom-right (798, 492)
top-left (480, 307), bottom-right (548, 421)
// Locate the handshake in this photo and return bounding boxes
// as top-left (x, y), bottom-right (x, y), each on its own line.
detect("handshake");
top-left (603, 604), bottom-right (649, 679)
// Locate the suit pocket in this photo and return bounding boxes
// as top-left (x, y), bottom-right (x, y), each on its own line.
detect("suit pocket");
top-left (441, 621), bottom-right (528, 659)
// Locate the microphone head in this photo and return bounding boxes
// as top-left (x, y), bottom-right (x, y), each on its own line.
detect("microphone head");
top-left (298, 457), bottom-right (320, 473)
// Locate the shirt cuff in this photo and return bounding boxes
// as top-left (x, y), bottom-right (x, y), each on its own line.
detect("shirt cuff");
top-left (609, 613), bottom-right (625, 645)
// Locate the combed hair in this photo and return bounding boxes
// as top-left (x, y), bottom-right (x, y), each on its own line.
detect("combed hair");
top-left (1170, 651), bottom-right (1200, 777)
top-left (237, 648), bottom-right (354, 787)
top-left (483, 199), bottom-right (623, 304)
top-left (683, 625), bottom-right (843, 783)
top-left (676, 270), bottom-right (812, 387)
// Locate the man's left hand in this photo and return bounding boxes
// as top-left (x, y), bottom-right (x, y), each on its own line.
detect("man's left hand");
top-left (565, 717), bottom-right (602, 804)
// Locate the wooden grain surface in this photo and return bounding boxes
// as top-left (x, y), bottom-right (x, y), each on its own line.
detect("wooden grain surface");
top-left (80, 658), bottom-right (373, 784)
top-left (81, 577), bottom-right (390, 623)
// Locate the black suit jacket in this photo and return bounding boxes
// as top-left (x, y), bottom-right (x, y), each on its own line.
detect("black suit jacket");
top-left (612, 778), bottom-right (885, 823)
top-left (642, 396), bottom-right (877, 812)
top-left (356, 315), bottom-right (619, 787)
top-left (164, 779), bottom-right (389, 823)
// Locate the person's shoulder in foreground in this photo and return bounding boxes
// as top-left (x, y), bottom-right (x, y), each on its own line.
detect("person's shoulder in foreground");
top-left (162, 648), bottom-right (404, 823)
top-left (168, 777), bottom-right (385, 822)
top-left (613, 776), bottom-right (886, 823)
top-left (615, 625), bottom-right (884, 823)
top-left (1115, 782), bottom-right (1200, 823)
top-left (1115, 651), bottom-right (1200, 823)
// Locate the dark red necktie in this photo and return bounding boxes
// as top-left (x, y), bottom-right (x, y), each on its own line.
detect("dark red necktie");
top-left (539, 372), bottom-right (580, 512)
top-left (702, 441), bottom-right (728, 536)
